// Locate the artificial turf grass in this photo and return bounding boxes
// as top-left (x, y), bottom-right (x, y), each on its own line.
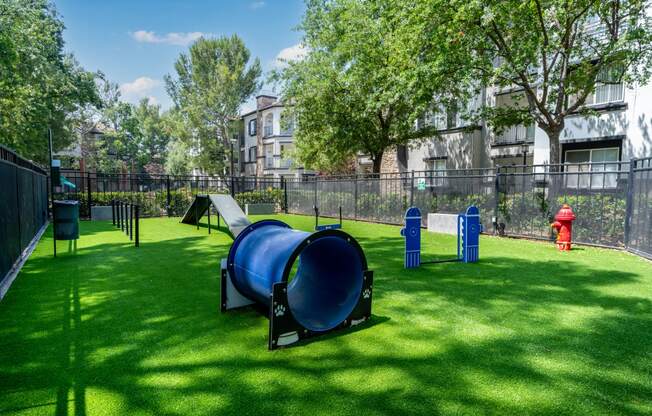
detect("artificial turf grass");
top-left (0, 215), bottom-right (650, 415)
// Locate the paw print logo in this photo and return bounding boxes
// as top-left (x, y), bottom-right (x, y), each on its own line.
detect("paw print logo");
top-left (362, 288), bottom-right (371, 299)
top-left (274, 304), bottom-right (286, 317)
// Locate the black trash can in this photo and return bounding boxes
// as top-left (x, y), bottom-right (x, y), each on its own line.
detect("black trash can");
top-left (53, 200), bottom-right (80, 240)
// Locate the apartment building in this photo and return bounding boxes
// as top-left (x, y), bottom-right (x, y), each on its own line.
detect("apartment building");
top-left (403, 78), bottom-right (652, 174)
top-left (237, 94), bottom-right (312, 179)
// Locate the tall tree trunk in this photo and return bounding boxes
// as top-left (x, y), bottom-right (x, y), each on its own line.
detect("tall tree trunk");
top-left (546, 128), bottom-right (563, 166)
top-left (371, 151), bottom-right (384, 174)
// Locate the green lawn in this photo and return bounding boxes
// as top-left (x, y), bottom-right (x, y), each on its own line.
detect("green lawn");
top-left (1, 215), bottom-right (651, 415)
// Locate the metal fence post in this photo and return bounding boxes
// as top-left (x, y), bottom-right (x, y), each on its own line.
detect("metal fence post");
top-left (410, 170), bottom-right (415, 207)
top-left (354, 175), bottom-right (358, 220)
top-left (494, 166), bottom-right (501, 235)
top-left (624, 158), bottom-right (636, 248)
top-left (230, 175), bottom-right (235, 197)
top-left (282, 176), bottom-right (288, 213)
top-left (87, 172), bottom-right (92, 220)
top-left (124, 202), bottom-right (129, 235)
top-left (129, 203), bottom-right (133, 241)
top-left (166, 175), bottom-right (171, 217)
top-left (135, 204), bottom-right (140, 247)
top-left (314, 177), bottom-right (318, 212)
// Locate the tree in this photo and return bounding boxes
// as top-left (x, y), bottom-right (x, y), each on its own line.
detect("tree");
top-left (0, 0), bottom-right (99, 163)
top-left (165, 35), bottom-right (261, 175)
top-left (162, 109), bottom-right (193, 175)
top-left (95, 98), bottom-right (171, 174)
top-left (275, 0), bottom-right (461, 174)
top-left (423, 0), bottom-right (652, 164)
top-left (70, 73), bottom-right (120, 170)
top-left (165, 139), bottom-right (192, 175)
top-left (98, 101), bottom-right (141, 173)
top-left (133, 98), bottom-right (170, 174)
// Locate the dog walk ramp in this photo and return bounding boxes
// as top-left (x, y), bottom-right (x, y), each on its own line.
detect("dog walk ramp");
top-left (181, 194), bottom-right (251, 238)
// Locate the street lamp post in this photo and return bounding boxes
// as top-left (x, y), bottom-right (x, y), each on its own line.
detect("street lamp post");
top-left (230, 138), bottom-right (238, 177)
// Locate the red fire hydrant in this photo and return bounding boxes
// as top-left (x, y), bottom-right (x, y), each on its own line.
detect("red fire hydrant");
top-left (551, 204), bottom-right (576, 251)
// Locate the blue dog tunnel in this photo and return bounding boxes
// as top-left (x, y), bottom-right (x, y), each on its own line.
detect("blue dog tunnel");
top-left (227, 220), bottom-right (366, 332)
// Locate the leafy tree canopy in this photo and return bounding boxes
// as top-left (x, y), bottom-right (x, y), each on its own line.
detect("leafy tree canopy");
top-left (420, 0), bottom-right (652, 163)
top-left (0, 0), bottom-right (99, 163)
top-left (165, 35), bottom-right (261, 176)
top-left (276, 0), bottom-right (466, 174)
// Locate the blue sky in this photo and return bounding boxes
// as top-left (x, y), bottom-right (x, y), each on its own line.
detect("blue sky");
top-left (54, 0), bottom-right (306, 111)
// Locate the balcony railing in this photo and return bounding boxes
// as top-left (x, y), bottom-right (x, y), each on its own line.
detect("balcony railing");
top-left (494, 124), bottom-right (534, 145)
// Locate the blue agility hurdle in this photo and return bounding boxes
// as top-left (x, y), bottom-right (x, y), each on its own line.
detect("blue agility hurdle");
top-left (400, 205), bottom-right (482, 268)
top-left (314, 206), bottom-right (343, 231)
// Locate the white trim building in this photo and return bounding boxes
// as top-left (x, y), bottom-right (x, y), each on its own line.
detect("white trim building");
top-left (237, 94), bottom-right (312, 178)
top-left (404, 79), bottom-right (652, 180)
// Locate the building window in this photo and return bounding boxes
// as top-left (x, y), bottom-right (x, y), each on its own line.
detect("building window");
top-left (280, 112), bottom-right (294, 135)
top-left (587, 67), bottom-right (625, 105)
top-left (280, 143), bottom-right (293, 168)
top-left (248, 119), bottom-right (257, 136)
top-left (264, 144), bottom-right (274, 168)
top-left (569, 66), bottom-right (625, 108)
top-left (565, 147), bottom-right (620, 189)
top-left (248, 146), bottom-right (257, 162)
top-left (493, 91), bottom-right (534, 145)
top-left (264, 113), bottom-right (274, 137)
top-left (425, 159), bottom-right (447, 187)
top-left (426, 105), bottom-right (462, 131)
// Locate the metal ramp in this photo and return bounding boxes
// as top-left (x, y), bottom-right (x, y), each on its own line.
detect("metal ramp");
top-left (181, 194), bottom-right (251, 238)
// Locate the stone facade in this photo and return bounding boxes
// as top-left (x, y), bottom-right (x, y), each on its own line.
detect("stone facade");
top-left (380, 148), bottom-right (399, 173)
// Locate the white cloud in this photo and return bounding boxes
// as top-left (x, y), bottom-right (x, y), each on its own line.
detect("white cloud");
top-left (131, 30), bottom-right (208, 46)
top-left (273, 44), bottom-right (308, 68)
top-left (249, 1), bottom-right (266, 10)
top-left (119, 77), bottom-right (162, 104)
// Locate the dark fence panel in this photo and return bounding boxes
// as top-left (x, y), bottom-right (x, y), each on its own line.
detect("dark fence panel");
top-left (0, 162), bottom-right (21, 280)
top-left (56, 170), bottom-right (286, 218)
top-left (412, 169), bottom-right (496, 231)
top-left (56, 171), bottom-right (232, 218)
top-left (0, 150), bottom-right (48, 286)
top-left (628, 158), bottom-right (652, 259)
top-left (498, 163), bottom-right (629, 247)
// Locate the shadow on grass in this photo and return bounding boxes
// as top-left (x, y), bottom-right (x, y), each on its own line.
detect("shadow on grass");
top-left (0, 220), bottom-right (650, 415)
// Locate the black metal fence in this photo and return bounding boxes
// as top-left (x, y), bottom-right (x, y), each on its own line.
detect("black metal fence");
top-left (496, 163), bottom-right (630, 247)
top-left (53, 159), bottom-right (651, 259)
top-left (627, 158), bottom-right (652, 259)
top-left (284, 160), bottom-right (649, 256)
top-left (285, 169), bottom-right (496, 231)
top-left (0, 145), bottom-right (48, 290)
top-left (55, 170), bottom-right (282, 218)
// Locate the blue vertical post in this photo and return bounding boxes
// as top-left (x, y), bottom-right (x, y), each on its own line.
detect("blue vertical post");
top-left (459, 205), bottom-right (482, 263)
top-left (400, 207), bottom-right (421, 268)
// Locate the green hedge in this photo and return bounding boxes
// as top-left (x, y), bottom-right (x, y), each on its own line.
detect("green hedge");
top-left (498, 190), bottom-right (626, 246)
top-left (56, 188), bottom-right (285, 219)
